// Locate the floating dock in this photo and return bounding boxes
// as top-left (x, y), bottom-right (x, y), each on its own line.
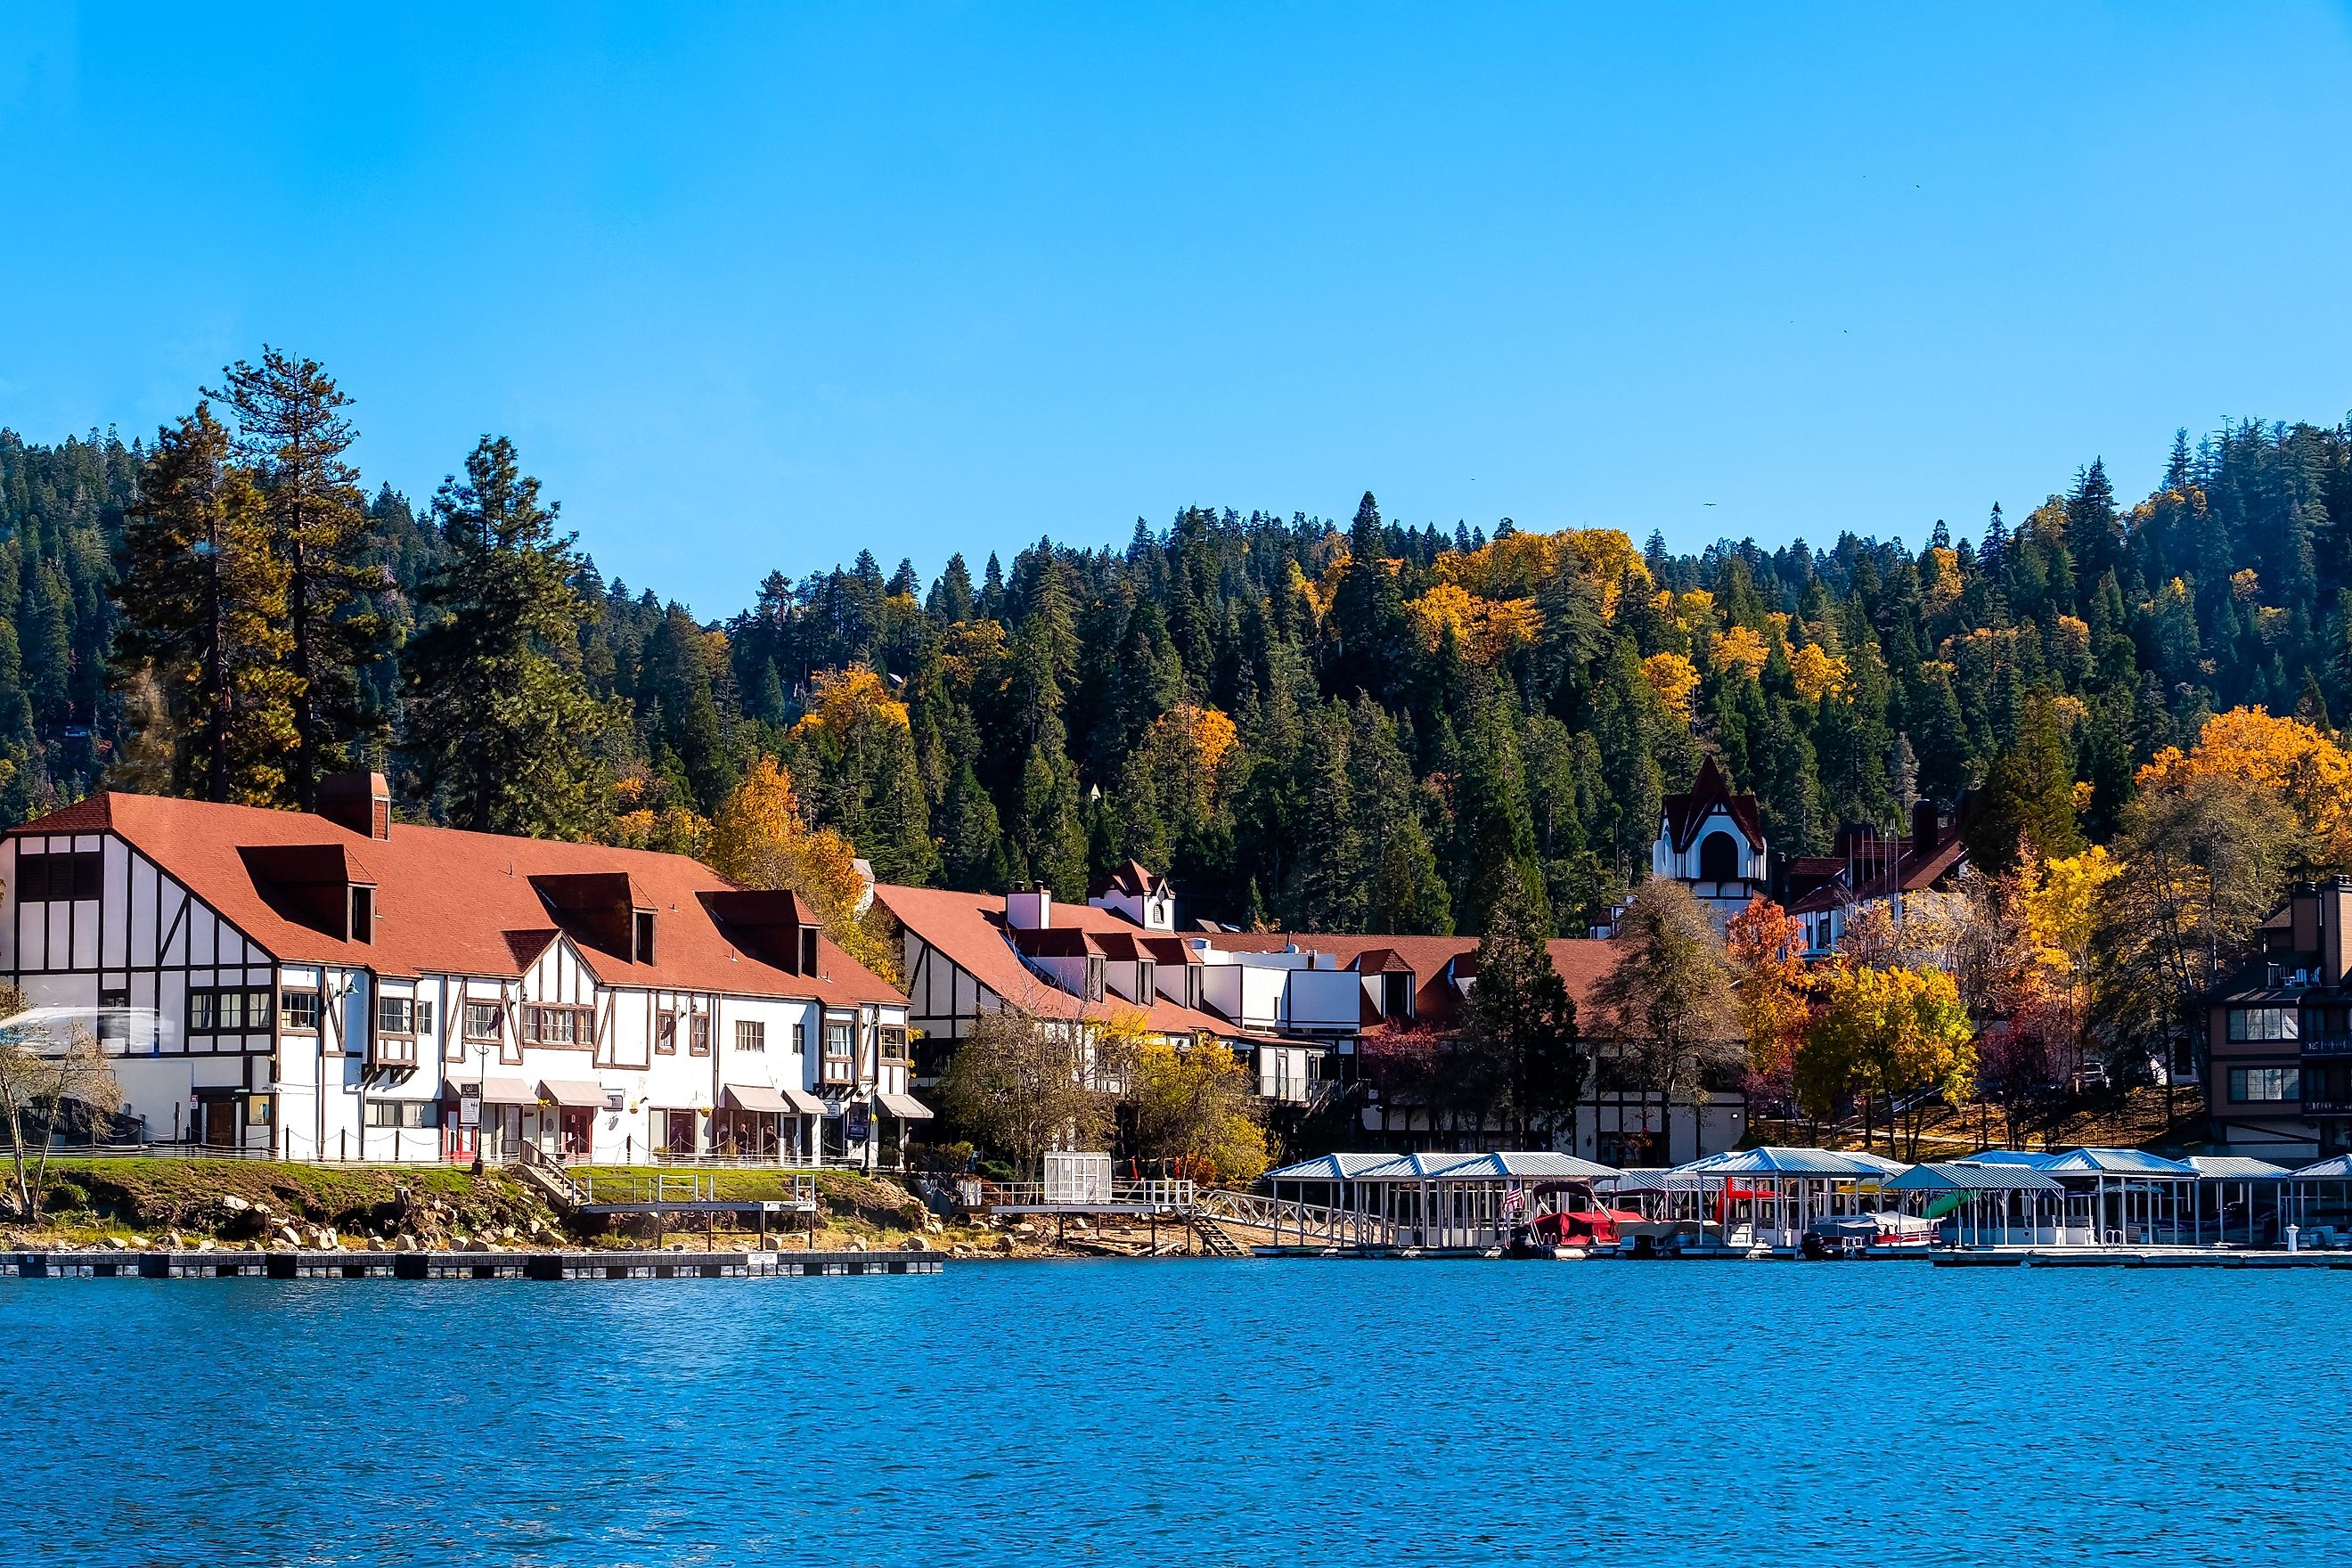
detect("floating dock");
top-left (1935, 1247), bottom-right (2352, 1270)
top-left (0, 1248), bottom-right (941, 1280)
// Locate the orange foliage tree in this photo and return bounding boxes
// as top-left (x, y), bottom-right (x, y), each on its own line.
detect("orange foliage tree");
top-left (1725, 898), bottom-right (1809, 1110)
top-left (707, 755), bottom-right (900, 983)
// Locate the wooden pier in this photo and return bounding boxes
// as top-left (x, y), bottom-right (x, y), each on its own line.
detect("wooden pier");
top-left (0, 1248), bottom-right (941, 1281)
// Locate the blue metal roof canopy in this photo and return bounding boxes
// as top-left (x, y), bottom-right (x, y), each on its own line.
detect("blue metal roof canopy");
top-left (1886, 1162), bottom-right (2064, 1194)
top-left (1673, 1146), bottom-right (1908, 1178)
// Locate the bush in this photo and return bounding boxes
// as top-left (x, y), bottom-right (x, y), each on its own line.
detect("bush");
top-left (44, 1179), bottom-right (91, 1214)
top-left (976, 1159), bottom-right (1015, 1184)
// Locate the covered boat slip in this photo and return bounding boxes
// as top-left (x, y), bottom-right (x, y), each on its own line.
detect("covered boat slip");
top-left (2282, 1155), bottom-right (2352, 1246)
top-left (1662, 1147), bottom-right (1911, 1254)
top-left (1258, 1151), bottom-right (1622, 1253)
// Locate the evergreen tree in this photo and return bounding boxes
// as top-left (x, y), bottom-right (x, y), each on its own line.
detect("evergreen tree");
top-left (403, 435), bottom-right (608, 837)
top-left (111, 404), bottom-right (293, 804)
top-left (1457, 870), bottom-right (1583, 1139)
top-left (1964, 693), bottom-right (2084, 872)
top-left (207, 348), bottom-right (387, 807)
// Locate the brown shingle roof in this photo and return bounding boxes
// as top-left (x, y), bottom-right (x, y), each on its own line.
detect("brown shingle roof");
top-left (11, 793), bottom-right (901, 1007)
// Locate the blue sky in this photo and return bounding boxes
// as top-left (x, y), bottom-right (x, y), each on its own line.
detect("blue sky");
top-left (4, 4), bottom-right (2350, 617)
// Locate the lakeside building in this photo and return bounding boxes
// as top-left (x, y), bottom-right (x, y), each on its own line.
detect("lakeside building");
top-left (878, 864), bottom-right (1747, 1165)
top-left (1593, 755), bottom-right (1970, 960)
top-left (0, 778), bottom-right (922, 1167)
top-left (1781, 801), bottom-right (1969, 958)
top-left (2203, 877), bottom-right (2352, 1164)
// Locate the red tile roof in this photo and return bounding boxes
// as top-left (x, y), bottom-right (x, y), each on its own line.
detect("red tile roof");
top-left (1204, 931), bottom-right (1620, 1036)
top-left (873, 883), bottom-right (1231, 1037)
top-left (11, 793), bottom-right (902, 1007)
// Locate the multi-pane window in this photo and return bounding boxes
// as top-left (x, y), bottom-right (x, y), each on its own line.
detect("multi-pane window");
top-left (2229, 1008), bottom-right (2301, 1042)
top-left (363, 1100), bottom-right (437, 1128)
top-left (526, 1005), bottom-right (592, 1046)
top-left (281, 991), bottom-right (323, 1033)
top-left (2230, 1067), bottom-right (2302, 1103)
top-left (736, 1020), bottom-right (766, 1053)
top-left (656, 1013), bottom-right (679, 1055)
top-left (378, 997), bottom-right (417, 1036)
top-left (188, 988), bottom-right (274, 1034)
top-left (689, 1014), bottom-right (710, 1056)
top-left (464, 1001), bottom-right (502, 1041)
top-left (12, 850), bottom-right (102, 902)
top-left (822, 1020), bottom-right (855, 1083)
top-left (878, 1025), bottom-right (909, 1064)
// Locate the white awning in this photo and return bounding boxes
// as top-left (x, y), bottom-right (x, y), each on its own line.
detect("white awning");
top-left (538, 1078), bottom-right (607, 1109)
top-left (453, 1076), bottom-right (536, 1107)
top-left (723, 1083), bottom-right (791, 1115)
top-left (876, 1091), bottom-right (934, 1121)
top-left (778, 1086), bottom-right (828, 1116)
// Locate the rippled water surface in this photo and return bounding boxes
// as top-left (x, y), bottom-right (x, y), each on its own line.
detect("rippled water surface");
top-left (5, 1257), bottom-right (2348, 1566)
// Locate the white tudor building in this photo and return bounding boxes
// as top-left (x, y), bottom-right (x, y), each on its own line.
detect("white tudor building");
top-left (0, 775), bottom-right (922, 1168)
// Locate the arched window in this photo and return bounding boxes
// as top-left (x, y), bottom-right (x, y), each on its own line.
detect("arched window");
top-left (1698, 830), bottom-right (1740, 884)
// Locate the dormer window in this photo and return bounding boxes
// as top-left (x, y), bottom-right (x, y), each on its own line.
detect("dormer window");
top-left (633, 910), bottom-right (656, 965)
top-left (801, 927), bottom-right (820, 975)
top-left (1138, 960), bottom-right (1156, 1002)
top-left (350, 886), bottom-right (374, 943)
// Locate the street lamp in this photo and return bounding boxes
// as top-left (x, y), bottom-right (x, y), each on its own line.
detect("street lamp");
top-left (470, 1041), bottom-right (489, 1174)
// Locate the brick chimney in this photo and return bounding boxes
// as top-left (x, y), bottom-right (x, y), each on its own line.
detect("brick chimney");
top-left (318, 772), bottom-right (391, 840)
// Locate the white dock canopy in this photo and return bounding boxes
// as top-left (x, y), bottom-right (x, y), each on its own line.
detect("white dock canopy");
top-left (1886, 1162), bottom-right (2066, 1246)
top-left (2284, 1155), bottom-right (2352, 1245)
top-left (1258, 1150), bottom-right (1622, 1251)
top-left (1664, 1147), bottom-right (1909, 1250)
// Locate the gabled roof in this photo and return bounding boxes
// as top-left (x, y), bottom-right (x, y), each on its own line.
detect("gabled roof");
top-left (1261, 1150), bottom-right (1621, 1183)
top-left (1094, 858), bottom-right (1168, 900)
top-left (2037, 1147), bottom-right (2198, 1176)
top-left (2186, 1156), bottom-right (2291, 1180)
top-left (1660, 755), bottom-right (1764, 854)
top-left (10, 792), bottom-right (900, 1007)
top-left (1885, 1162), bottom-right (2063, 1194)
top-left (1676, 1146), bottom-right (1908, 1177)
top-left (1204, 932), bottom-right (1620, 1041)
top-left (873, 883), bottom-right (1229, 1036)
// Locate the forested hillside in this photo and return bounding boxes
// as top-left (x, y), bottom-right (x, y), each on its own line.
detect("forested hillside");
top-left (6, 355), bottom-right (2350, 944)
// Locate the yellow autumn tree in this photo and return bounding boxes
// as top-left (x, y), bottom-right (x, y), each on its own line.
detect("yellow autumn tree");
top-left (1786, 642), bottom-right (1850, 704)
top-left (1639, 651), bottom-right (1700, 721)
top-left (2014, 844), bottom-right (2120, 1053)
top-left (2137, 706), bottom-right (2352, 869)
top-left (1796, 963), bottom-right (1975, 1156)
top-left (707, 755), bottom-right (900, 983)
top-left (1124, 1037), bottom-right (1270, 1184)
top-left (1710, 625), bottom-right (1770, 681)
top-left (793, 664), bottom-right (910, 739)
top-left (1407, 583), bottom-right (1542, 665)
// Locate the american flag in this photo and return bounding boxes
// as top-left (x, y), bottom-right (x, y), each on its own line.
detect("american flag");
top-left (1500, 1181), bottom-right (1524, 1217)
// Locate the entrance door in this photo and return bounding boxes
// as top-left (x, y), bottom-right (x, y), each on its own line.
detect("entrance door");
top-left (665, 1109), bottom-right (698, 1156)
top-left (200, 1099), bottom-right (238, 1147)
top-left (559, 1107), bottom-right (592, 1158)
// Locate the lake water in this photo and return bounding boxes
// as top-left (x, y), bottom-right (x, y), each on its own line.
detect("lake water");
top-left (4, 1257), bottom-right (2347, 1566)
